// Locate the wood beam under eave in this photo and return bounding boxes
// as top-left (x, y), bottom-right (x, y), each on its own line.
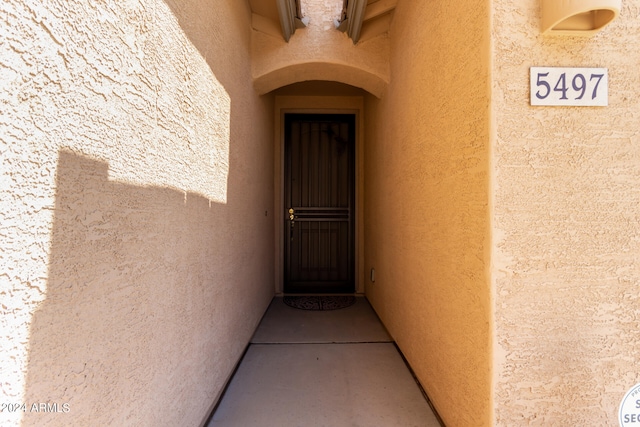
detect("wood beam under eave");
top-left (276, 0), bottom-right (308, 42)
top-left (346, 0), bottom-right (367, 43)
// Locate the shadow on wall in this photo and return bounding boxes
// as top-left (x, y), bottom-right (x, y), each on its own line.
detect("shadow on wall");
top-left (20, 150), bottom-right (248, 426)
top-left (10, 1), bottom-right (275, 425)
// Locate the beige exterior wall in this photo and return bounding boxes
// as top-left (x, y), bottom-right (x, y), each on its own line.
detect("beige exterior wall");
top-left (1, 1), bottom-right (274, 426)
top-left (492, 1), bottom-right (640, 425)
top-left (363, 1), bottom-right (492, 426)
top-left (3, 0), bottom-right (639, 426)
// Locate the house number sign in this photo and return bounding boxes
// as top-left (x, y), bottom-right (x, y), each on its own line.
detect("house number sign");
top-left (530, 67), bottom-right (608, 106)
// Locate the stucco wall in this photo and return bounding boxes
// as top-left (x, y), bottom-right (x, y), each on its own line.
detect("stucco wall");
top-left (364, 1), bottom-right (492, 426)
top-left (1, 1), bottom-right (274, 426)
top-left (492, 2), bottom-right (640, 425)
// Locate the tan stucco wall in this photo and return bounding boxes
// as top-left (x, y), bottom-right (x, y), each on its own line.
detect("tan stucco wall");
top-left (251, 0), bottom-right (390, 97)
top-left (4, 0), bottom-right (639, 425)
top-left (1, 1), bottom-right (274, 426)
top-left (492, 1), bottom-right (640, 425)
top-left (364, 1), bottom-right (492, 426)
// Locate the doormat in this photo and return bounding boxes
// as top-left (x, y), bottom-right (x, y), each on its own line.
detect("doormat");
top-left (283, 296), bottom-right (356, 311)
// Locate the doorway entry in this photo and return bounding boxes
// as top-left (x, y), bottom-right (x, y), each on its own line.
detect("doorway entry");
top-left (284, 114), bottom-right (355, 293)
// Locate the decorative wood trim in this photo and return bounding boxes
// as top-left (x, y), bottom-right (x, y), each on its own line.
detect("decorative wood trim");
top-left (276, 0), bottom-right (307, 42)
top-left (336, 0), bottom-right (397, 44)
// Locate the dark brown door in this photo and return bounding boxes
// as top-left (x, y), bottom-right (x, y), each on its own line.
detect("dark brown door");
top-left (284, 114), bottom-right (355, 293)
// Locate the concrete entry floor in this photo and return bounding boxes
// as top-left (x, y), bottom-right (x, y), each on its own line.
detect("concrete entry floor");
top-left (207, 297), bottom-right (442, 427)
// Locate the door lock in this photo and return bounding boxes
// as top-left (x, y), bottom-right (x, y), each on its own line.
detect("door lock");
top-left (288, 208), bottom-right (295, 238)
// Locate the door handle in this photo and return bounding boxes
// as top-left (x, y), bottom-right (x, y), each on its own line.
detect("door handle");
top-left (288, 208), bottom-right (295, 240)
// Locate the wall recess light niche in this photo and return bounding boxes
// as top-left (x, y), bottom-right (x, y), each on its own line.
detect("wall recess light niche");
top-left (542, 0), bottom-right (621, 35)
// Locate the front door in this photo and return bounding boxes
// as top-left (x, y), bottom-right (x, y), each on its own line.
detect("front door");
top-left (284, 114), bottom-right (355, 293)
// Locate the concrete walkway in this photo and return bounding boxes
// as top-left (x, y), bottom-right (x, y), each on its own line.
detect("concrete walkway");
top-left (207, 297), bottom-right (442, 427)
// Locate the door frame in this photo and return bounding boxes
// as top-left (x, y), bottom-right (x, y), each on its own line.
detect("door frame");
top-left (274, 96), bottom-right (364, 294)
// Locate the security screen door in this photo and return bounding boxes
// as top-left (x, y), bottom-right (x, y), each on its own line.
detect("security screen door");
top-left (284, 114), bottom-right (355, 293)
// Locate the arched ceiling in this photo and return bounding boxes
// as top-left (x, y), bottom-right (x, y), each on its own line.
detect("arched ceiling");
top-left (249, 0), bottom-right (395, 97)
top-left (253, 62), bottom-right (387, 98)
top-left (248, 0), bottom-right (397, 44)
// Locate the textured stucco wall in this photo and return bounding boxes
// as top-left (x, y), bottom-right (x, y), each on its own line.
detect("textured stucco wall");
top-left (364, 1), bottom-right (492, 426)
top-left (251, 0), bottom-right (390, 97)
top-left (1, 1), bottom-right (274, 426)
top-left (492, 1), bottom-right (640, 425)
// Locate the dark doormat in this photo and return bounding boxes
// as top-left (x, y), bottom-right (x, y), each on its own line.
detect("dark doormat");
top-left (283, 295), bottom-right (357, 311)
